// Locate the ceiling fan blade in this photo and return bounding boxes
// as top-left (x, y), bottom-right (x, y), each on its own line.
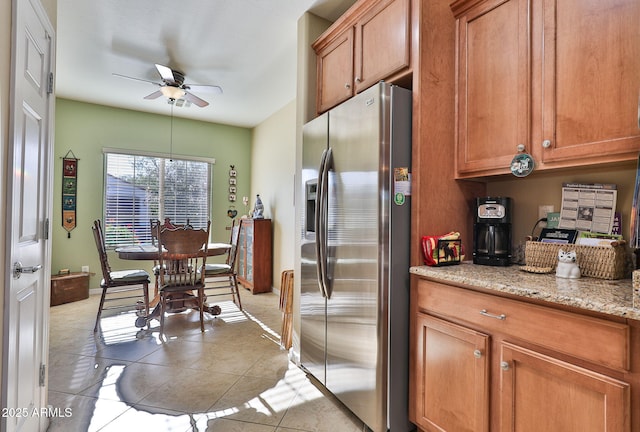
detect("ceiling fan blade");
top-left (183, 91), bottom-right (209, 107)
top-left (155, 64), bottom-right (177, 84)
top-left (143, 90), bottom-right (163, 100)
top-left (184, 84), bottom-right (223, 95)
top-left (113, 73), bottom-right (160, 86)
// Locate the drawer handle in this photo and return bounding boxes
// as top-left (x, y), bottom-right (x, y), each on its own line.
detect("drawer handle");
top-left (480, 309), bottom-right (506, 320)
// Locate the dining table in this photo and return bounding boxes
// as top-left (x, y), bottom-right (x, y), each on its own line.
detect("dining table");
top-left (115, 242), bottom-right (231, 260)
top-left (115, 242), bottom-right (232, 329)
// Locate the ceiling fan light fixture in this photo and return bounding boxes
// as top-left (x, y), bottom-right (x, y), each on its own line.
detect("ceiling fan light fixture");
top-left (160, 86), bottom-right (186, 100)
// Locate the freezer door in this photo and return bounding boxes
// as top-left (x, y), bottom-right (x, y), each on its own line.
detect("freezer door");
top-left (300, 113), bottom-right (329, 384)
top-left (324, 83), bottom-right (388, 432)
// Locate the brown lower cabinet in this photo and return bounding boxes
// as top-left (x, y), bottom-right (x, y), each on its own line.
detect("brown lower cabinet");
top-left (410, 276), bottom-right (636, 432)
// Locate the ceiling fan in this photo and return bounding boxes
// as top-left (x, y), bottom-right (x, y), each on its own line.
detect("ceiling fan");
top-left (113, 64), bottom-right (222, 107)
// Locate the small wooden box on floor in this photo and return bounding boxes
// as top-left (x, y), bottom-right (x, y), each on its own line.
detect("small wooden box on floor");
top-left (51, 272), bottom-right (90, 306)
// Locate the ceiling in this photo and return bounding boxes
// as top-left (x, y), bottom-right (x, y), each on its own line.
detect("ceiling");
top-left (55, 0), bottom-right (354, 128)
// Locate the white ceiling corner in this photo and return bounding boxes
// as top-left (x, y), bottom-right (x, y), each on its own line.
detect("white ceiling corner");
top-left (55, 0), bottom-right (354, 128)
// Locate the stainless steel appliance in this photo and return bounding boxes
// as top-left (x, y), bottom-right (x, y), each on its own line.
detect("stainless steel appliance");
top-left (473, 197), bottom-right (512, 266)
top-left (300, 82), bottom-right (413, 432)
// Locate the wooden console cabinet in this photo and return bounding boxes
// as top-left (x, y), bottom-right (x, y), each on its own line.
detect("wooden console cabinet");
top-left (237, 218), bottom-right (272, 294)
top-left (410, 276), bottom-right (635, 432)
top-left (51, 272), bottom-right (90, 306)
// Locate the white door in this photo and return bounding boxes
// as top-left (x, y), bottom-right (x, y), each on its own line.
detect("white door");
top-left (3, 0), bottom-right (54, 430)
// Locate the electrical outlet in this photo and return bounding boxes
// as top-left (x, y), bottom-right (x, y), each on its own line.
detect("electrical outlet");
top-left (81, 265), bottom-right (89, 273)
top-left (538, 205), bottom-right (555, 220)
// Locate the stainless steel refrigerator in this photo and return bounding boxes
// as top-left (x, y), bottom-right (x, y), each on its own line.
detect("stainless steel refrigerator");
top-left (300, 82), bottom-right (413, 432)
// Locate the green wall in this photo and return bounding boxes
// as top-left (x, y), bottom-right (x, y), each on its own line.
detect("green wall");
top-left (53, 98), bottom-right (252, 288)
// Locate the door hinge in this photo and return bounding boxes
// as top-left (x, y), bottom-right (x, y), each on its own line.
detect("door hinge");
top-left (47, 72), bottom-right (54, 94)
top-left (44, 218), bottom-right (49, 240)
top-left (39, 364), bottom-right (46, 387)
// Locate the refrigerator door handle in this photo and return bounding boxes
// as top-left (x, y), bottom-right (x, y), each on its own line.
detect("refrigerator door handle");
top-left (315, 148), bottom-right (329, 298)
top-left (320, 147), bottom-right (333, 299)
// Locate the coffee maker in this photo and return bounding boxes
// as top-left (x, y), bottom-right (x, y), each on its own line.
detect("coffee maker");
top-left (473, 197), bottom-right (512, 266)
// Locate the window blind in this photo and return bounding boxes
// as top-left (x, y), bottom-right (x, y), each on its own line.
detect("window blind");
top-left (103, 152), bottom-right (212, 248)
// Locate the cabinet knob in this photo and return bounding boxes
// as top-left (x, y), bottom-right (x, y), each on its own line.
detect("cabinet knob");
top-left (355, 77), bottom-right (362, 83)
top-left (473, 349), bottom-right (482, 359)
top-left (542, 139), bottom-right (551, 148)
top-left (344, 83), bottom-right (351, 89)
top-left (500, 361), bottom-right (510, 371)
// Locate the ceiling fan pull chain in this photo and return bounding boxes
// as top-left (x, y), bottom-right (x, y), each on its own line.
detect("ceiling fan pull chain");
top-left (169, 103), bottom-right (174, 161)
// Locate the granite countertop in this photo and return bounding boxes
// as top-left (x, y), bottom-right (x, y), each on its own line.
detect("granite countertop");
top-left (410, 262), bottom-right (638, 321)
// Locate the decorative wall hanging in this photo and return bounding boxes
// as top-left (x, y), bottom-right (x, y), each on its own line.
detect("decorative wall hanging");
top-left (227, 165), bottom-right (238, 217)
top-left (62, 150), bottom-right (79, 238)
top-left (510, 144), bottom-right (535, 177)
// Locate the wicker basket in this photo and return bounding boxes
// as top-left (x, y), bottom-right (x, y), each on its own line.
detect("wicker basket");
top-left (524, 241), bottom-right (627, 280)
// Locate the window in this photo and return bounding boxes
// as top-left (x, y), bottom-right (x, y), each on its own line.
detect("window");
top-left (103, 149), bottom-right (214, 248)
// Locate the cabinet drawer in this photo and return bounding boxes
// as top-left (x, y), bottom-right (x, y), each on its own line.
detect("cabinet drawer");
top-left (416, 279), bottom-right (630, 371)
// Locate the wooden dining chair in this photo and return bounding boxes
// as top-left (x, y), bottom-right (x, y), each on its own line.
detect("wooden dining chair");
top-left (199, 219), bottom-right (243, 312)
top-left (91, 219), bottom-right (151, 332)
top-left (156, 221), bottom-right (210, 334)
top-left (151, 218), bottom-right (195, 298)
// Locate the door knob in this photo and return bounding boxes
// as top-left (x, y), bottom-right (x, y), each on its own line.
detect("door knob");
top-left (500, 361), bottom-right (510, 371)
top-left (13, 262), bottom-right (42, 279)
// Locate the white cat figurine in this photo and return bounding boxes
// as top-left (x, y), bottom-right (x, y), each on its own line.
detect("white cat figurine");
top-left (556, 249), bottom-right (581, 279)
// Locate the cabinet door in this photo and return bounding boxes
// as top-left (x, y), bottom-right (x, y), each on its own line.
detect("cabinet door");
top-left (244, 221), bottom-right (254, 284)
top-left (238, 220), bottom-right (255, 287)
top-left (354, 0), bottom-right (411, 93)
top-left (454, 0), bottom-right (531, 177)
top-left (500, 342), bottom-right (630, 432)
top-left (414, 313), bottom-right (490, 432)
top-left (316, 27), bottom-right (355, 113)
top-left (538, 0), bottom-right (640, 166)
top-left (237, 223), bottom-right (248, 282)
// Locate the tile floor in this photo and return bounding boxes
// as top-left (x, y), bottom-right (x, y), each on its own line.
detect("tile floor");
top-left (47, 291), bottom-right (366, 431)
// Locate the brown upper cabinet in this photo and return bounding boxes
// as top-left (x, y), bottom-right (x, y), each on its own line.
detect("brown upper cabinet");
top-left (313, 0), bottom-right (412, 113)
top-left (451, 0), bottom-right (640, 178)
